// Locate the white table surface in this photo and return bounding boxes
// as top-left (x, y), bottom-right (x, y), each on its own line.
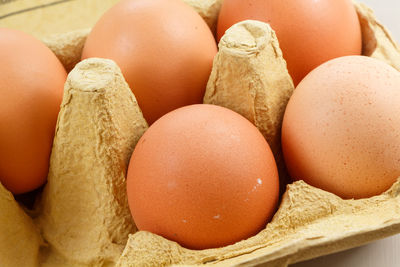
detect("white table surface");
top-left (291, 1), bottom-right (400, 266)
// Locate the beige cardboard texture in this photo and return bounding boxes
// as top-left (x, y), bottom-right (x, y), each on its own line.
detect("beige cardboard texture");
top-left (0, 0), bottom-right (119, 39)
top-left (116, 179), bottom-right (400, 267)
top-left (0, 183), bottom-right (43, 267)
top-left (203, 20), bottom-right (294, 195)
top-left (42, 29), bottom-right (90, 73)
top-left (354, 2), bottom-right (400, 71)
top-left (0, 0), bottom-right (399, 267)
top-left (36, 58), bottom-right (148, 266)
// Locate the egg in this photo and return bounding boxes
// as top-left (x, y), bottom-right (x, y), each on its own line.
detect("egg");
top-left (127, 104), bottom-right (279, 249)
top-left (217, 0), bottom-right (362, 85)
top-left (0, 28), bottom-right (66, 194)
top-left (81, 0), bottom-right (217, 124)
top-left (282, 56), bottom-right (400, 199)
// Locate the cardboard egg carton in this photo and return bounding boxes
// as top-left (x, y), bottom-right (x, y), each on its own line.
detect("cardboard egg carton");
top-left (1, 1), bottom-right (400, 267)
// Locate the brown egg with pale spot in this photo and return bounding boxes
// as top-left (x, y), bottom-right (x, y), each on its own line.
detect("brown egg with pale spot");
top-left (0, 28), bottom-right (66, 194)
top-left (127, 104), bottom-right (279, 249)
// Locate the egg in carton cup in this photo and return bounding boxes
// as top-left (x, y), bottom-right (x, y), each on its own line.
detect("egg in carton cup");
top-left (1, 0), bottom-right (400, 267)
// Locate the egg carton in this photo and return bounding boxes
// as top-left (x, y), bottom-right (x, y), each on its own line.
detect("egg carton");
top-left (1, 1), bottom-right (400, 267)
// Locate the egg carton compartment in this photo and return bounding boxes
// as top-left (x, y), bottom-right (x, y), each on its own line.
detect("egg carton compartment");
top-left (1, 1), bottom-right (400, 267)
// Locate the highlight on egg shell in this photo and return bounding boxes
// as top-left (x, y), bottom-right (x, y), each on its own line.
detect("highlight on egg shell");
top-left (282, 55), bottom-right (400, 199)
top-left (0, 28), bottom-right (66, 194)
top-left (81, 0), bottom-right (218, 125)
top-left (126, 104), bottom-right (280, 250)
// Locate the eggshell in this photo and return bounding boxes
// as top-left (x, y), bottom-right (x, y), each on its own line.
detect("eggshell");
top-left (217, 0), bottom-right (362, 85)
top-left (81, 0), bottom-right (217, 124)
top-left (127, 104), bottom-right (279, 250)
top-left (282, 56), bottom-right (400, 199)
top-left (0, 28), bottom-right (66, 194)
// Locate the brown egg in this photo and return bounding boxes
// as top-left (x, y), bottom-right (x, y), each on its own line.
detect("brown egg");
top-left (127, 104), bottom-right (279, 249)
top-left (217, 0), bottom-right (362, 85)
top-left (0, 28), bottom-right (66, 194)
top-left (82, 0), bottom-right (217, 124)
top-left (282, 56), bottom-right (400, 199)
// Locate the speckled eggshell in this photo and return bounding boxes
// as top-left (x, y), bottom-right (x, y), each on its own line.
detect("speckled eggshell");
top-left (127, 104), bottom-right (279, 250)
top-left (282, 56), bottom-right (400, 199)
